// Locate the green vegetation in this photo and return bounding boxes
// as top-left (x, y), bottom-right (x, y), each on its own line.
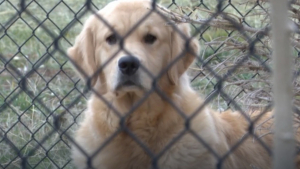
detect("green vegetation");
top-left (0, 0), bottom-right (111, 168)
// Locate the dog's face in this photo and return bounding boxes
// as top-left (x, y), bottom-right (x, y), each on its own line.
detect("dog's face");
top-left (68, 0), bottom-right (199, 97)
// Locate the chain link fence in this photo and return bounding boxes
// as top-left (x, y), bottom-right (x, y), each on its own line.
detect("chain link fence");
top-left (0, 0), bottom-right (299, 168)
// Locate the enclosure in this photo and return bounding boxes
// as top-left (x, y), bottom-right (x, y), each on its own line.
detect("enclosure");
top-left (0, 0), bottom-right (299, 168)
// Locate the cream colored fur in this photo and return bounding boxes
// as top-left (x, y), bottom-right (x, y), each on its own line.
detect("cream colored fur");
top-left (67, 0), bottom-right (299, 169)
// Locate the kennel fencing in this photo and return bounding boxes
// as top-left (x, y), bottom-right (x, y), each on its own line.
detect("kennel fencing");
top-left (0, 0), bottom-right (299, 168)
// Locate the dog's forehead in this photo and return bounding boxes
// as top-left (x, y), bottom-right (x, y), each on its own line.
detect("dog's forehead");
top-left (103, 0), bottom-right (152, 12)
top-left (98, 0), bottom-right (165, 25)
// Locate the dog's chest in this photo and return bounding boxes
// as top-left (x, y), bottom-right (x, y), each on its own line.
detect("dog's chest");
top-left (94, 132), bottom-right (214, 169)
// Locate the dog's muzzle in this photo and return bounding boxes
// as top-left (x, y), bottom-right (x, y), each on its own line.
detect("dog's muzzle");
top-left (118, 56), bottom-right (140, 76)
top-left (116, 56), bottom-right (141, 90)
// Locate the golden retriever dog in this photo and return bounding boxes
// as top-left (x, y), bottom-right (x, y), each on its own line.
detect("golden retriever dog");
top-left (67, 0), bottom-right (298, 168)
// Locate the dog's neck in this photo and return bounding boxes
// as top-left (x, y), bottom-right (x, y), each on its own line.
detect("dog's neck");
top-left (86, 76), bottom-right (225, 156)
top-left (87, 74), bottom-right (210, 140)
top-left (89, 82), bottom-right (185, 132)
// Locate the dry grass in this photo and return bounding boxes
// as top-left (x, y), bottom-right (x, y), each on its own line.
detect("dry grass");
top-left (162, 0), bottom-right (300, 111)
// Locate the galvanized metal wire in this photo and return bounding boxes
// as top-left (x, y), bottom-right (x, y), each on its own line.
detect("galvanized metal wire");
top-left (0, 0), bottom-right (298, 168)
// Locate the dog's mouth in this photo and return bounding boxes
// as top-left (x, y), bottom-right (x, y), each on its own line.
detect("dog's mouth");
top-left (123, 81), bottom-right (135, 86)
top-left (115, 79), bottom-right (143, 91)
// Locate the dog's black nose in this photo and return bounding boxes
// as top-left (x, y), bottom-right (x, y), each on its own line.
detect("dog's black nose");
top-left (118, 56), bottom-right (140, 76)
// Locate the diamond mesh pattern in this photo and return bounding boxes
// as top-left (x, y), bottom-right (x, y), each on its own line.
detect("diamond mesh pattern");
top-left (0, 0), bottom-right (299, 168)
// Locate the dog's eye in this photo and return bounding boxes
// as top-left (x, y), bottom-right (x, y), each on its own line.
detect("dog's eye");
top-left (106, 34), bottom-right (118, 45)
top-left (144, 34), bottom-right (157, 44)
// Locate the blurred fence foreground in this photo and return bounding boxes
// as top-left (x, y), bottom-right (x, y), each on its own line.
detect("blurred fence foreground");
top-left (270, 0), bottom-right (295, 169)
top-left (0, 0), bottom-right (299, 168)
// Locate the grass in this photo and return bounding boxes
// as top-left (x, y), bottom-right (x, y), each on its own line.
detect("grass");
top-left (0, 0), bottom-right (271, 168)
top-left (0, 0), bottom-right (111, 168)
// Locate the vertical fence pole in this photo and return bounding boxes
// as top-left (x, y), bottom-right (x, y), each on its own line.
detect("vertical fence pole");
top-left (270, 0), bottom-right (295, 168)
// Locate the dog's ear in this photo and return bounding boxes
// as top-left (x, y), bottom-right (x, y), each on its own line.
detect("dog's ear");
top-left (168, 23), bottom-right (200, 85)
top-left (67, 17), bottom-right (99, 87)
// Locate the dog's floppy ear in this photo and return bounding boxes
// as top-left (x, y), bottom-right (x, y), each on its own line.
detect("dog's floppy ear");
top-left (67, 17), bottom-right (98, 87)
top-left (168, 23), bottom-right (200, 85)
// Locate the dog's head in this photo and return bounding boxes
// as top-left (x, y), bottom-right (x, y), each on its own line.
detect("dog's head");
top-left (68, 0), bottom-right (199, 97)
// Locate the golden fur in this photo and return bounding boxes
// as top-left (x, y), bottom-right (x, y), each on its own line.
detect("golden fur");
top-left (67, 0), bottom-right (299, 168)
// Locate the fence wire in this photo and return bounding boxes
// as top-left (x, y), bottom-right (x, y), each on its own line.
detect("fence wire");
top-left (0, 0), bottom-right (299, 168)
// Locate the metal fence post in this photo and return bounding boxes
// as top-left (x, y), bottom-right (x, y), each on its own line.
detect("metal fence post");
top-left (270, 0), bottom-right (295, 168)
